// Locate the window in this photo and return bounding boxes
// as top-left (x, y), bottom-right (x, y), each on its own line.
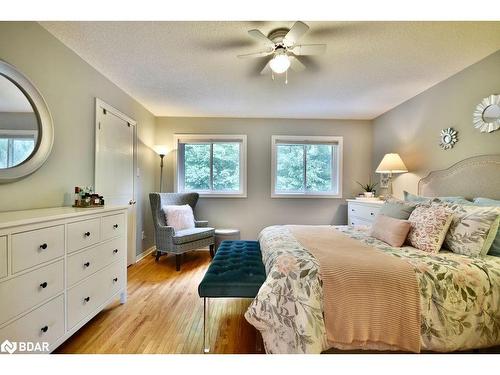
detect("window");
top-left (271, 135), bottom-right (343, 198)
top-left (175, 134), bottom-right (247, 197)
top-left (0, 131), bottom-right (37, 168)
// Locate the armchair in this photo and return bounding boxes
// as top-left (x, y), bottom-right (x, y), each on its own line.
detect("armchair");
top-left (149, 192), bottom-right (215, 271)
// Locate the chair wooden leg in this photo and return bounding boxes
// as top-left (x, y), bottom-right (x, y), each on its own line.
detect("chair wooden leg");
top-left (155, 251), bottom-right (161, 261)
top-left (175, 254), bottom-right (181, 271)
top-left (209, 244), bottom-right (215, 259)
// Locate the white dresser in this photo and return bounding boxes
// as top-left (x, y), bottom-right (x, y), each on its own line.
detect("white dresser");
top-left (0, 206), bottom-right (128, 353)
top-left (346, 199), bottom-right (384, 226)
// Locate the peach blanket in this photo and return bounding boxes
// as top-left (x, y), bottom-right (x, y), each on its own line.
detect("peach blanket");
top-left (288, 225), bottom-right (421, 352)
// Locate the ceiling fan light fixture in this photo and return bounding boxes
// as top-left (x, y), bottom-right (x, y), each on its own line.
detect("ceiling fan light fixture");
top-left (269, 54), bottom-right (290, 74)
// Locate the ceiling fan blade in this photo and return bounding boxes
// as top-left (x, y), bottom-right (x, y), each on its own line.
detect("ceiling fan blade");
top-left (289, 56), bottom-right (306, 72)
top-left (260, 60), bottom-right (271, 75)
top-left (283, 21), bottom-right (310, 47)
top-left (248, 29), bottom-right (275, 47)
top-left (237, 50), bottom-right (274, 59)
top-left (290, 44), bottom-right (327, 56)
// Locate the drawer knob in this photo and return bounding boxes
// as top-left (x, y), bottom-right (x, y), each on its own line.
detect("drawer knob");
top-left (113, 224), bottom-right (119, 229)
top-left (84, 231), bottom-right (91, 237)
top-left (113, 277), bottom-right (118, 283)
top-left (370, 212), bottom-right (375, 216)
top-left (39, 282), bottom-right (48, 289)
top-left (113, 249), bottom-right (118, 254)
top-left (41, 325), bottom-right (49, 333)
top-left (39, 243), bottom-right (48, 250)
top-left (84, 297), bottom-right (90, 303)
top-left (83, 262), bottom-right (90, 268)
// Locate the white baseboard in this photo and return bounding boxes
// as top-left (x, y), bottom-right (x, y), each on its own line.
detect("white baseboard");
top-left (135, 245), bottom-right (156, 263)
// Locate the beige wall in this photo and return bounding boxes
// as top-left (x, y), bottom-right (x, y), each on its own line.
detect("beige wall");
top-left (373, 50), bottom-right (500, 198)
top-left (0, 22), bottom-right (156, 256)
top-left (155, 117), bottom-right (372, 239)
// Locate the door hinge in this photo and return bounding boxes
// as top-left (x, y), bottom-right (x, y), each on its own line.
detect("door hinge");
top-left (103, 108), bottom-right (107, 115)
top-left (98, 122), bottom-right (101, 130)
top-left (127, 122), bottom-right (131, 127)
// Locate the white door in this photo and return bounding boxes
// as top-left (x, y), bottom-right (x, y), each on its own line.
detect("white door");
top-left (95, 98), bottom-right (137, 266)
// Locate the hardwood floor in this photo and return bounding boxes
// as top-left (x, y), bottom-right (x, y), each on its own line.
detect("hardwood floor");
top-left (55, 250), bottom-right (262, 354)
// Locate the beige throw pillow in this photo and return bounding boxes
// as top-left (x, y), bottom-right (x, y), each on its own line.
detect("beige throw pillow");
top-left (407, 203), bottom-right (454, 253)
top-left (162, 204), bottom-right (195, 231)
top-left (370, 214), bottom-right (411, 247)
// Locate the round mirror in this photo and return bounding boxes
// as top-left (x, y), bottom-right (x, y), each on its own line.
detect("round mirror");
top-left (482, 104), bottom-right (500, 123)
top-left (473, 94), bottom-right (500, 133)
top-left (0, 60), bottom-right (53, 183)
top-left (439, 127), bottom-right (458, 150)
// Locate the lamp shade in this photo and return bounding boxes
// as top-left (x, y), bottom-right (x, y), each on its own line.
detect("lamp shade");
top-left (375, 153), bottom-right (408, 174)
top-left (153, 145), bottom-right (168, 156)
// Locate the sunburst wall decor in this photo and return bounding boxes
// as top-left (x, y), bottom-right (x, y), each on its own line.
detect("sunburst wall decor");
top-left (439, 127), bottom-right (458, 150)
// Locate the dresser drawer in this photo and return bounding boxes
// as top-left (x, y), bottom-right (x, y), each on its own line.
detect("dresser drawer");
top-left (101, 213), bottom-right (125, 241)
top-left (0, 295), bottom-right (64, 352)
top-left (348, 216), bottom-right (372, 226)
top-left (11, 225), bottom-right (64, 273)
top-left (67, 237), bottom-right (124, 287)
top-left (0, 236), bottom-right (6, 279)
top-left (348, 203), bottom-right (380, 221)
top-left (67, 261), bottom-right (123, 329)
top-left (0, 260), bottom-right (64, 325)
top-left (67, 218), bottom-right (101, 253)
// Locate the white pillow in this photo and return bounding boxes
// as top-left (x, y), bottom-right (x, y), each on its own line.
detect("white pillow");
top-left (162, 204), bottom-right (195, 231)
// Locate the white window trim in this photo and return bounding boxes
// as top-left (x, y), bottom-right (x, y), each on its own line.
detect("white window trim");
top-left (173, 134), bottom-right (247, 198)
top-left (271, 135), bottom-right (343, 199)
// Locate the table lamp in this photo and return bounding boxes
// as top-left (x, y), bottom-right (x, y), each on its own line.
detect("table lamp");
top-left (375, 153), bottom-right (408, 197)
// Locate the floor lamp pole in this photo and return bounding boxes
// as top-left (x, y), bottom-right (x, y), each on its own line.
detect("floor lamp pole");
top-left (159, 154), bottom-right (165, 193)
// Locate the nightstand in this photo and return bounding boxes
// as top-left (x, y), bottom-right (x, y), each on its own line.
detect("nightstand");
top-left (346, 199), bottom-right (384, 226)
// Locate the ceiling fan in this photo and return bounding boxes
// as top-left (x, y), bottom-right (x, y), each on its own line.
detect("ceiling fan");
top-left (237, 21), bottom-right (327, 83)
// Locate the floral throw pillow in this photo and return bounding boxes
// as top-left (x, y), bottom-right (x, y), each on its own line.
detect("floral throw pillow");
top-left (443, 204), bottom-right (500, 257)
top-left (407, 203), bottom-right (454, 253)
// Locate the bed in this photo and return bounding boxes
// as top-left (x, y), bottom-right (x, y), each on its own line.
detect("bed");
top-left (245, 154), bottom-right (500, 353)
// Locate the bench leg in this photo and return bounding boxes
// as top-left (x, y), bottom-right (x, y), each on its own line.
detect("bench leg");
top-left (209, 244), bottom-right (215, 259)
top-left (175, 254), bottom-right (181, 271)
top-left (203, 297), bottom-right (210, 353)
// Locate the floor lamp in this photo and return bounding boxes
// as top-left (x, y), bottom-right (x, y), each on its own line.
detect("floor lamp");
top-left (153, 145), bottom-right (168, 193)
top-left (375, 153), bottom-right (408, 197)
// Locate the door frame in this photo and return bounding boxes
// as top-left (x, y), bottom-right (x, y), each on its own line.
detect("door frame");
top-left (94, 98), bottom-right (138, 266)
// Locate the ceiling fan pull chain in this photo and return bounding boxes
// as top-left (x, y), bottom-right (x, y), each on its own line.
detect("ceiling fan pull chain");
top-left (272, 72), bottom-right (275, 81)
top-left (285, 70), bottom-right (288, 85)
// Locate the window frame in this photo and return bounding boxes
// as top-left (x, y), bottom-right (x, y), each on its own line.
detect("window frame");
top-left (271, 135), bottom-right (343, 198)
top-left (174, 134), bottom-right (247, 198)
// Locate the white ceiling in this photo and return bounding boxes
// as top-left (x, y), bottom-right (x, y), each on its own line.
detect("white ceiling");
top-left (40, 21), bottom-right (500, 119)
top-left (0, 75), bottom-right (33, 112)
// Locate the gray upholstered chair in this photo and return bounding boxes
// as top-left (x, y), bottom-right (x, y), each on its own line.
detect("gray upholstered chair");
top-left (149, 192), bottom-right (215, 271)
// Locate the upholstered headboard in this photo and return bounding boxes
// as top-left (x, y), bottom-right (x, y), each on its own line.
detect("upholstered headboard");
top-left (418, 154), bottom-right (500, 200)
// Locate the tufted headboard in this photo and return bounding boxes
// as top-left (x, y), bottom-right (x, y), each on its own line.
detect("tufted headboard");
top-left (418, 154), bottom-right (500, 200)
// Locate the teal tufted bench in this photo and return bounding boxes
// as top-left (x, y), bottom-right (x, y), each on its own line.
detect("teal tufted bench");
top-left (198, 240), bottom-right (266, 353)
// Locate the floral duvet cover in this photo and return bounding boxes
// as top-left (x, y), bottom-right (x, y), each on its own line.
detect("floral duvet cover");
top-left (244, 225), bottom-right (500, 353)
